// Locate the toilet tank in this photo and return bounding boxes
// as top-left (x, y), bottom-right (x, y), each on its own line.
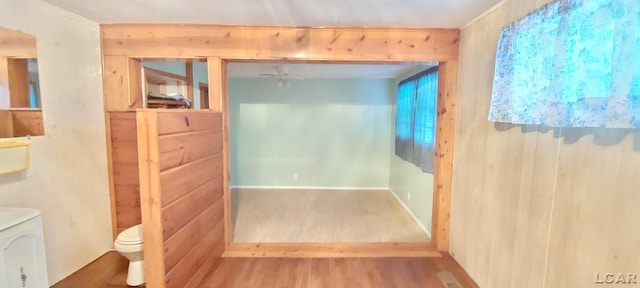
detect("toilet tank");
top-left (0, 208), bottom-right (48, 288)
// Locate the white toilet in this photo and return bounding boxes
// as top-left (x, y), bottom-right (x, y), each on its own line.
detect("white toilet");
top-left (114, 224), bottom-right (144, 286)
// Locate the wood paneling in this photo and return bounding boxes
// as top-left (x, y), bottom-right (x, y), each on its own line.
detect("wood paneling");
top-left (158, 130), bottom-right (223, 171)
top-left (137, 110), bottom-right (224, 288)
top-left (451, 0), bottom-right (640, 287)
top-left (107, 112), bottom-right (141, 237)
top-left (225, 242), bottom-right (440, 258)
top-left (11, 109), bottom-right (43, 136)
top-left (544, 129), bottom-right (640, 287)
top-left (101, 25), bottom-right (459, 61)
top-left (0, 26), bottom-right (36, 58)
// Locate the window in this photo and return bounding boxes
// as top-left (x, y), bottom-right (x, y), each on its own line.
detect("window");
top-left (489, 0), bottom-right (640, 128)
top-left (395, 67), bottom-right (438, 173)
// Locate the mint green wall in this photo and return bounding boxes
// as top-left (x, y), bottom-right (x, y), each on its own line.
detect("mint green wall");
top-left (388, 67), bottom-right (434, 233)
top-left (229, 78), bottom-right (393, 188)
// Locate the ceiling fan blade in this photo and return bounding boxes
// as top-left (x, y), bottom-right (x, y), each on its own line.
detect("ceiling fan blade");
top-left (259, 73), bottom-right (278, 78)
top-left (286, 74), bottom-right (305, 80)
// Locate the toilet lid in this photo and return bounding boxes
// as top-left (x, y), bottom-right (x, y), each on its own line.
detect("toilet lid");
top-left (117, 224), bottom-right (143, 244)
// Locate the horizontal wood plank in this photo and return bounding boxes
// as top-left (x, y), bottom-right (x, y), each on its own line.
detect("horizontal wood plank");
top-left (100, 25), bottom-right (460, 61)
top-left (159, 130), bottom-right (223, 171)
top-left (156, 111), bottom-right (222, 136)
top-left (162, 176), bottom-right (223, 241)
top-left (165, 220), bottom-right (225, 288)
top-left (225, 242), bottom-right (441, 258)
top-left (164, 198), bottom-right (224, 272)
top-left (159, 153), bottom-right (223, 206)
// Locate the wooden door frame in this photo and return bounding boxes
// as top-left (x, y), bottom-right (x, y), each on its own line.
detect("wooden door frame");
top-left (101, 24), bottom-right (458, 255)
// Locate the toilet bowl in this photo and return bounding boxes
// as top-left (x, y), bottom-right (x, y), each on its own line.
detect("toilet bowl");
top-left (114, 224), bottom-right (144, 286)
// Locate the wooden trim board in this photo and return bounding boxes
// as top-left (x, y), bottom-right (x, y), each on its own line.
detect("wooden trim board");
top-left (136, 110), bottom-right (167, 287)
top-left (224, 242), bottom-right (441, 258)
top-left (101, 25), bottom-right (460, 61)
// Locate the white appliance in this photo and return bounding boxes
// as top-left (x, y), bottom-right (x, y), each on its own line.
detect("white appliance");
top-left (0, 208), bottom-right (48, 288)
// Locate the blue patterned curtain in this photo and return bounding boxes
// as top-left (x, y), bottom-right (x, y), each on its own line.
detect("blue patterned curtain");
top-left (489, 0), bottom-right (640, 128)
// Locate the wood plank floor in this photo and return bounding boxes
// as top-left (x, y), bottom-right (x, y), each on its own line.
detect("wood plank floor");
top-left (201, 254), bottom-right (479, 288)
top-left (51, 252), bottom-right (143, 288)
top-left (232, 189), bottom-right (430, 242)
top-left (53, 252), bottom-right (478, 288)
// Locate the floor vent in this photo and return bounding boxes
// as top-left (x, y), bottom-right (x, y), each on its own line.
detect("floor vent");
top-left (438, 272), bottom-right (463, 288)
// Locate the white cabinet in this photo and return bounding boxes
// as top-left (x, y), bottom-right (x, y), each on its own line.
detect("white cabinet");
top-left (0, 208), bottom-right (48, 288)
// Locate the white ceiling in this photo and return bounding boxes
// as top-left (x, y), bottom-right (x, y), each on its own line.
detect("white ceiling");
top-left (41, 0), bottom-right (501, 28)
top-left (227, 62), bottom-right (436, 79)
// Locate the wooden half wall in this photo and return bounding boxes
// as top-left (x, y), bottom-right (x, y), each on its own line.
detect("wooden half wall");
top-left (137, 110), bottom-right (224, 288)
top-left (106, 111), bottom-right (140, 238)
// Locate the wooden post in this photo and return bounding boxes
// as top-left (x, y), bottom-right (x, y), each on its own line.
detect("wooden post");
top-left (136, 110), bottom-right (167, 288)
top-left (432, 60), bottom-right (457, 251)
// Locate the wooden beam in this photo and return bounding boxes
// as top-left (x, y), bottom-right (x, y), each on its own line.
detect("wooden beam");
top-left (224, 242), bottom-right (442, 258)
top-left (0, 110), bottom-right (13, 138)
top-left (8, 58), bottom-right (30, 108)
top-left (0, 26), bottom-right (37, 59)
top-left (101, 25), bottom-right (459, 61)
top-left (0, 57), bottom-right (10, 109)
top-left (431, 60), bottom-right (457, 251)
top-left (185, 61), bottom-right (194, 107)
top-left (136, 110), bottom-right (167, 288)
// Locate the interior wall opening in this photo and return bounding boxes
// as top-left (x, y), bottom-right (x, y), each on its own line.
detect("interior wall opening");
top-left (226, 60), bottom-right (439, 244)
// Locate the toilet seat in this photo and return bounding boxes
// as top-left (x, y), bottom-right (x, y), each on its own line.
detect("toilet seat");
top-left (116, 224), bottom-right (143, 245)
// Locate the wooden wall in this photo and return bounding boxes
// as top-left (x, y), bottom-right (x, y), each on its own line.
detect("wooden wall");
top-left (106, 112), bottom-right (140, 238)
top-left (137, 110), bottom-right (224, 288)
top-left (451, 0), bottom-right (640, 287)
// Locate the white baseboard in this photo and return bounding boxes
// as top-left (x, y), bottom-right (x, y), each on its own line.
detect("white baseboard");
top-left (388, 189), bottom-right (432, 239)
top-left (231, 185), bottom-right (390, 191)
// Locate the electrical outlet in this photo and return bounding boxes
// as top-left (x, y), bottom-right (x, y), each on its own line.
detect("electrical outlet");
top-left (408, 192), bottom-right (411, 201)
top-left (292, 173), bottom-right (298, 181)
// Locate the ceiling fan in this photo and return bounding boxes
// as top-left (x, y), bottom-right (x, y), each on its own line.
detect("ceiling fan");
top-left (259, 65), bottom-right (304, 87)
